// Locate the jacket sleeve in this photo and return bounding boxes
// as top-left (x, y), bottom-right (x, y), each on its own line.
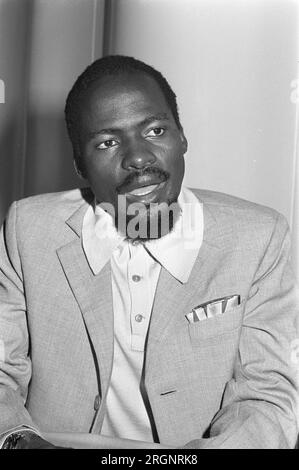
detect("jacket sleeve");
top-left (0, 202), bottom-right (40, 435)
top-left (184, 213), bottom-right (299, 449)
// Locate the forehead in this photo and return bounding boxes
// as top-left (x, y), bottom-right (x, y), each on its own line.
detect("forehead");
top-left (79, 73), bottom-right (172, 126)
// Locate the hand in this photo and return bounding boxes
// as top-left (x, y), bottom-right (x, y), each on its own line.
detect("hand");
top-left (6, 432), bottom-right (71, 449)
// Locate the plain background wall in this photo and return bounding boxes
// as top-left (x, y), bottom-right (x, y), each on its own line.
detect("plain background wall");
top-left (0, 0), bottom-right (32, 217)
top-left (0, 0), bottom-right (105, 220)
top-left (24, 0), bottom-right (105, 196)
top-left (106, 0), bottom-right (299, 225)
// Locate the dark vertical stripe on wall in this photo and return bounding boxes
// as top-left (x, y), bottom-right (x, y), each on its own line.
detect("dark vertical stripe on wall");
top-left (103, 0), bottom-right (117, 56)
top-left (0, 0), bottom-right (34, 223)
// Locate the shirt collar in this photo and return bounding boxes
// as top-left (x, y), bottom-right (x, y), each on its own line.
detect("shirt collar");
top-left (82, 187), bottom-right (204, 283)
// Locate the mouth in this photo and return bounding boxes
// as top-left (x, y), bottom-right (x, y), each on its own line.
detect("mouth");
top-left (127, 183), bottom-right (162, 197)
top-left (123, 181), bottom-right (167, 203)
top-left (118, 173), bottom-right (168, 201)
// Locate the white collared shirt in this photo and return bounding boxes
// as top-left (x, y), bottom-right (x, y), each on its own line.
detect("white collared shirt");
top-left (82, 187), bottom-right (204, 442)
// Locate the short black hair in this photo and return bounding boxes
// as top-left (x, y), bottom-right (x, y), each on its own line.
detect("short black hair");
top-left (64, 55), bottom-right (181, 176)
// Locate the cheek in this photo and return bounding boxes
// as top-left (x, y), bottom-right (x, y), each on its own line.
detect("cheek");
top-left (84, 158), bottom-right (124, 202)
top-left (84, 152), bottom-right (112, 182)
top-left (166, 145), bottom-right (185, 179)
top-left (84, 161), bottom-right (110, 192)
top-left (164, 154), bottom-right (185, 200)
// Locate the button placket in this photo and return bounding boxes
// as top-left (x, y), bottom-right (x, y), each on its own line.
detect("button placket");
top-left (128, 244), bottom-right (150, 351)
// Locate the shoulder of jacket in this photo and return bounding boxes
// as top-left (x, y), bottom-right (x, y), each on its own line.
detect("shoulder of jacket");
top-left (14, 187), bottom-right (93, 219)
top-left (189, 187), bottom-right (285, 226)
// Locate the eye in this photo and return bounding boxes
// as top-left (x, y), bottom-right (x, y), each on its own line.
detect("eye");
top-left (146, 127), bottom-right (165, 137)
top-left (97, 139), bottom-right (118, 150)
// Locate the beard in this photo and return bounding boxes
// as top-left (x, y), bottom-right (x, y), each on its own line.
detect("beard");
top-left (115, 197), bottom-right (181, 243)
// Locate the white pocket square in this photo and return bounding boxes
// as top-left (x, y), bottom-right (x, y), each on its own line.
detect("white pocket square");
top-left (185, 294), bottom-right (241, 323)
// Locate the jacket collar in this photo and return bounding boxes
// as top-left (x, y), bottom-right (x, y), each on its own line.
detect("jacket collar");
top-left (81, 187), bottom-right (204, 284)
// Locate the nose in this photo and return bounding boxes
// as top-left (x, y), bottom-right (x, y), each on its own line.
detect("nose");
top-left (121, 139), bottom-right (156, 170)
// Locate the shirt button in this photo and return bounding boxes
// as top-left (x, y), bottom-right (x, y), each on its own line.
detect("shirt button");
top-left (94, 394), bottom-right (100, 411)
top-left (135, 314), bottom-right (144, 323)
top-left (132, 275), bottom-right (141, 282)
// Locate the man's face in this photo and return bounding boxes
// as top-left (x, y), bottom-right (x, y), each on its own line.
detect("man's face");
top-left (78, 72), bottom-right (187, 239)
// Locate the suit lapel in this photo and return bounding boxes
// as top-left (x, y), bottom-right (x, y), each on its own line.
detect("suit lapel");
top-left (145, 202), bottom-right (222, 376)
top-left (56, 196), bottom-right (114, 400)
top-left (56, 189), bottom-right (224, 394)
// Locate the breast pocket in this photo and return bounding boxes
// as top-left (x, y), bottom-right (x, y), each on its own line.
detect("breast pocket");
top-left (188, 302), bottom-right (244, 348)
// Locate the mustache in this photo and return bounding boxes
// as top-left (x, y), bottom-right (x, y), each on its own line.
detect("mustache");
top-left (116, 167), bottom-right (169, 193)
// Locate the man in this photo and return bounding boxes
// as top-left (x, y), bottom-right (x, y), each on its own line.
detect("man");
top-left (0, 55), bottom-right (298, 449)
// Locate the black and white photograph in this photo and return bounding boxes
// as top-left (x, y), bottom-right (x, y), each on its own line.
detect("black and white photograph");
top-left (0, 0), bottom-right (298, 452)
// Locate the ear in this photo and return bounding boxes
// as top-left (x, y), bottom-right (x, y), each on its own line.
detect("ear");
top-left (73, 159), bottom-right (84, 179)
top-left (179, 129), bottom-right (188, 154)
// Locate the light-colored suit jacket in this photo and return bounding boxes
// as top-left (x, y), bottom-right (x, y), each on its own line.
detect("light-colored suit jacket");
top-left (0, 187), bottom-right (298, 448)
